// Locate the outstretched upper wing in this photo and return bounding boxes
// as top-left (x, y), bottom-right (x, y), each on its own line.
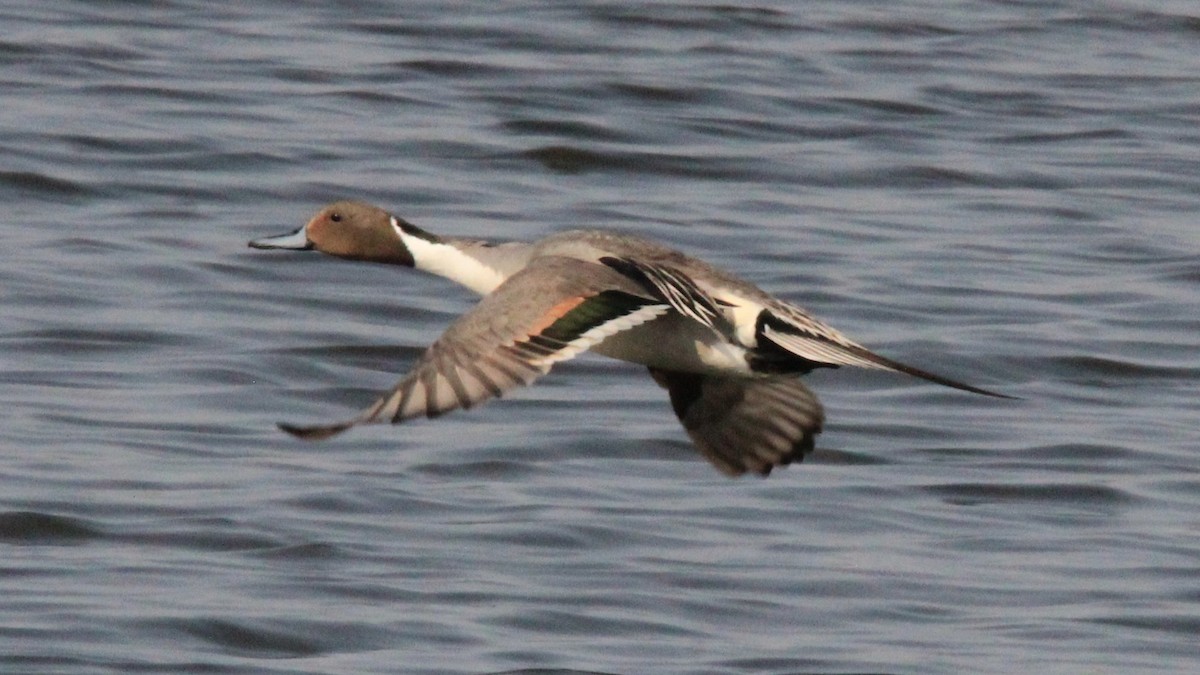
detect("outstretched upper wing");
top-left (281, 257), bottom-right (669, 440)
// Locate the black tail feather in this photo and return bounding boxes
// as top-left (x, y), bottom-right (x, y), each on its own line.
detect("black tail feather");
top-left (846, 346), bottom-right (1018, 399)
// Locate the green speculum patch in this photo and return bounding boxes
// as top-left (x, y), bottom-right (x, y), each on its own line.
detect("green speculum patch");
top-left (539, 290), bottom-right (654, 344)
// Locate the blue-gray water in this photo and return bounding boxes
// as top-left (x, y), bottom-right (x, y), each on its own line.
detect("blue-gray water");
top-left (3, 2), bottom-right (1199, 673)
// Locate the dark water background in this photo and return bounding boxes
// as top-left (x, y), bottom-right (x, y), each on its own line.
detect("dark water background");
top-left (3, 1), bottom-right (1199, 673)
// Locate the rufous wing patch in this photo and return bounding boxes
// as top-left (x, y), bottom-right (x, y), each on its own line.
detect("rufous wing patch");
top-left (527, 295), bottom-right (589, 337)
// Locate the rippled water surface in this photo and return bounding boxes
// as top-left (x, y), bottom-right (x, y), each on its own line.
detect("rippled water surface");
top-left (3, 1), bottom-right (1200, 673)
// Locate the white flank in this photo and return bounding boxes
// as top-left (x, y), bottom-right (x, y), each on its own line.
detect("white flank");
top-left (715, 292), bottom-right (765, 347)
top-left (694, 339), bottom-right (753, 371)
top-left (529, 304), bottom-right (671, 367)
top-left (391, 217), bottom-right (507, 295)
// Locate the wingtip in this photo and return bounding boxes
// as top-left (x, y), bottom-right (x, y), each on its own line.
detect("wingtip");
top-left (277, 420), bottom-right (355, 441)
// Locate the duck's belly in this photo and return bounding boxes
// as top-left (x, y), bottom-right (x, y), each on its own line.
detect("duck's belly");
top-left (590, 314), bottom-right (752, 374)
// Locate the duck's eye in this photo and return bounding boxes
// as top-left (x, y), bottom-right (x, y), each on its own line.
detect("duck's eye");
top-left (330, 212), bottom-right (342, 223)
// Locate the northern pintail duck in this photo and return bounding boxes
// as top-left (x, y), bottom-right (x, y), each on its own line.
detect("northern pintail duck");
top-left (250, 201), bottom-right (1011, 476)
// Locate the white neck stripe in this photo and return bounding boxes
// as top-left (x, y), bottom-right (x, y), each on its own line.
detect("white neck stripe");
top-left (390, 217), bottom-right (506, 295)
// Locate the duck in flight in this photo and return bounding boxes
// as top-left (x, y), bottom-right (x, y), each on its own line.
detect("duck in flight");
top-left (250, 201), bottom-right (1012, 476)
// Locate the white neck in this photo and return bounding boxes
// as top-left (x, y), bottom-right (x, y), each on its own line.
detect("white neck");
top-left (391, 217), bottom-right (507, 295)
